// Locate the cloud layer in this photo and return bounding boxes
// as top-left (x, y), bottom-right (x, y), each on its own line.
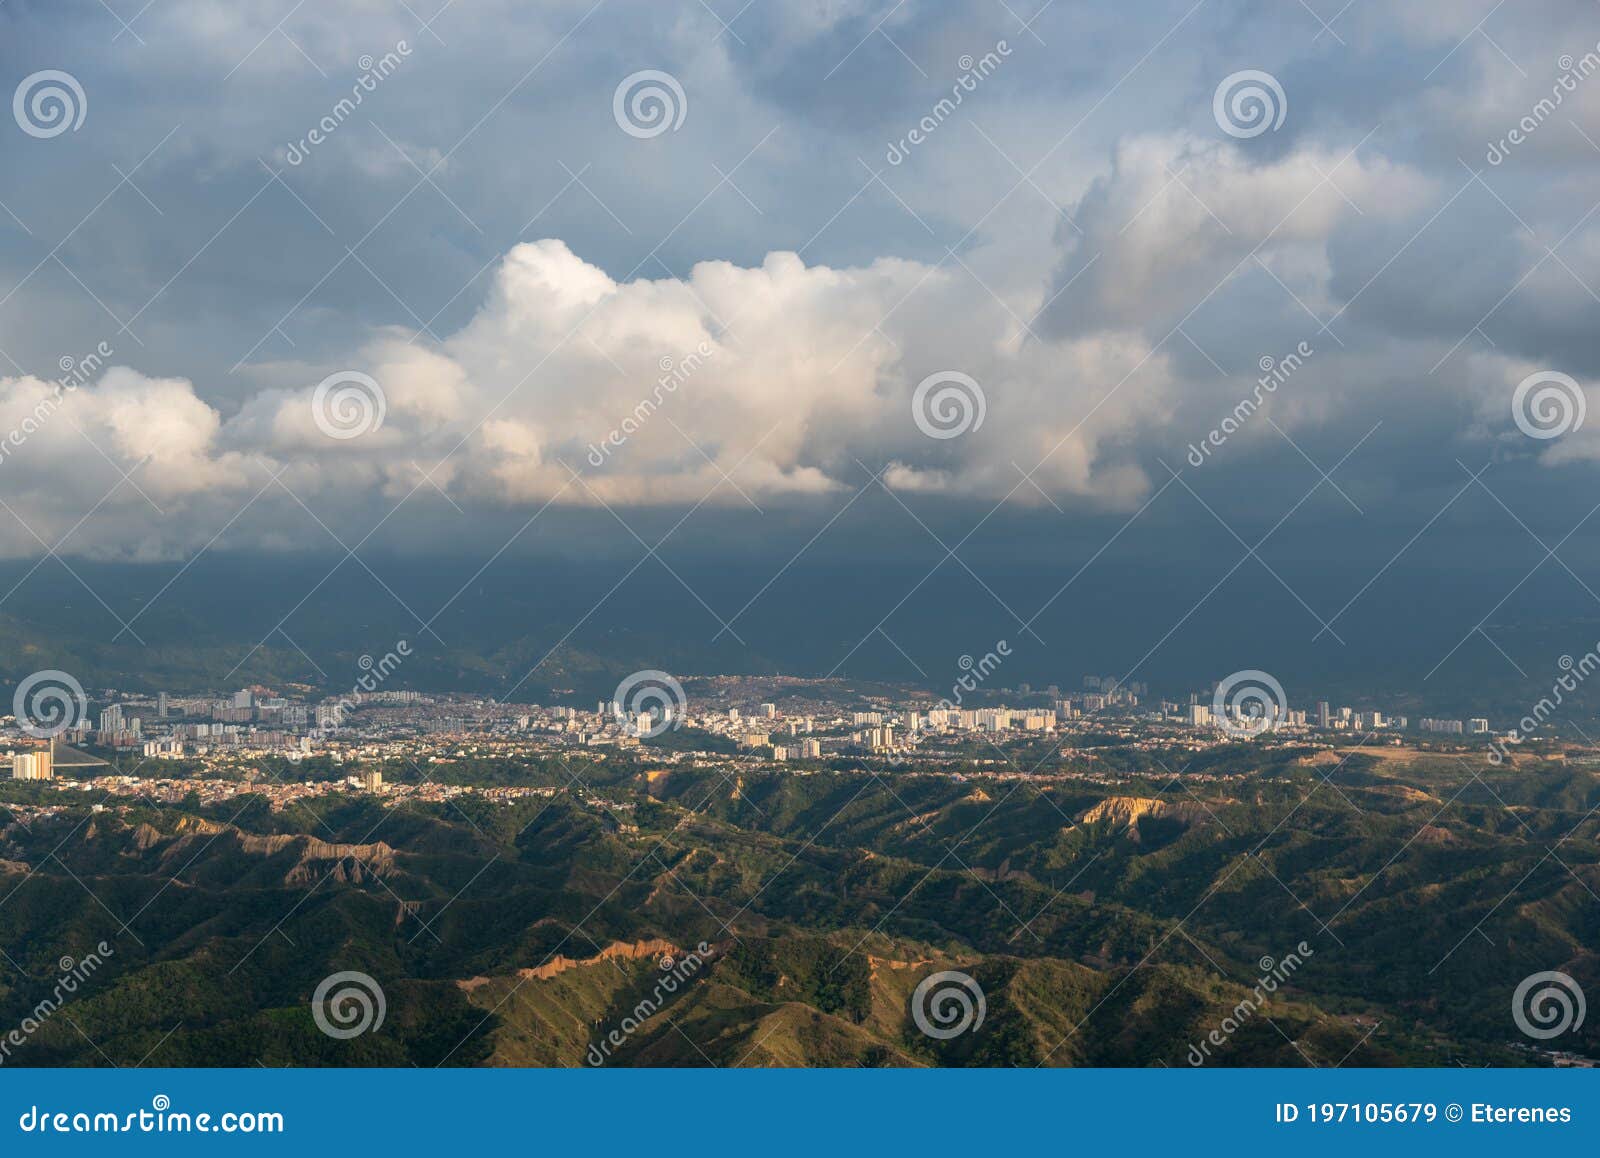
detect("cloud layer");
top-left (2, 0), bottom-right (1600, 561)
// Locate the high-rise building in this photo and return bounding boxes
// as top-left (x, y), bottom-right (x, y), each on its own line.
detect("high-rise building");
top-left (360, 769), bottom-right (384, 792)
top-left (1316, 701), bottom-right (1331, 729)
top-left (156, 691), bottom-right (168, 719)
top-left (99, 704), bottom-right (123, 734)
top-left (760, 703), bottom-right (776, 718)
top-left (11, 747), bottom-right (51, 780)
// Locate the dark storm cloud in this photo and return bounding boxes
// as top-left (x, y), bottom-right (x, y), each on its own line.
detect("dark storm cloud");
top-left (0, 0), bottom-right (1597, 574)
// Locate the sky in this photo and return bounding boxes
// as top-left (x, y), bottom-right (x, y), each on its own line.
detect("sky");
top-left (2, 0), bottom-right (1600, 697)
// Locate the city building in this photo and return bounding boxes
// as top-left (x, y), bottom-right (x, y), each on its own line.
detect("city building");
top-left (10, 747), bottom-right (52, 780)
